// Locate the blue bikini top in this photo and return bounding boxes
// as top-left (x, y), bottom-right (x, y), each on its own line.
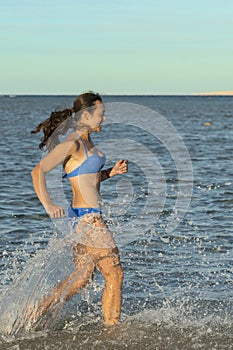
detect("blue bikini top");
top-left (65, 132), bottom-right (106, 178)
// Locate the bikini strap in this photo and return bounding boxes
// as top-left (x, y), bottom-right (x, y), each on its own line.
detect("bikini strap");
top-left (75, 131), bottom-right (89, 158)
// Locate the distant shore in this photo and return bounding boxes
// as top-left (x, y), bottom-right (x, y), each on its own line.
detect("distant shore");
top-left (192, 91), bottom-right (233, 96)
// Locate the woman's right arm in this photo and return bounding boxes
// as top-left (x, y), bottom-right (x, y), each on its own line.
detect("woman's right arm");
top-left (31, 141), bottom-right (76, 218)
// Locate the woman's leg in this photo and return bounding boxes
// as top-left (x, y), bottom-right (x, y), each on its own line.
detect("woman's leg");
top-left (79, 215), bottom-right (123, 325)
top-left (26, 248), bottom-right (95, 322)
top-left (43, 255), bottom-right (94, 310)
top-left (96, 248), bottom-right (124, 325)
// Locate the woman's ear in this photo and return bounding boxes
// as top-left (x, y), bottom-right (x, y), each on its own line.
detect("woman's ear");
top-left (82, 110), bottom-right (91, 120)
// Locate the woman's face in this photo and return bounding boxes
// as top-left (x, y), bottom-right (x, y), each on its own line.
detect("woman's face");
top-left (88, 101), bottom-right (106, 132)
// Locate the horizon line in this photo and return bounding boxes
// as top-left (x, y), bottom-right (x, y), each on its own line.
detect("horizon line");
top-left (1, 91), bottom-right (233, 97)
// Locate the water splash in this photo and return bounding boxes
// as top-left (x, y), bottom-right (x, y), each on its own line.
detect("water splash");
top-left (0, 230), bottom-right (90, 335)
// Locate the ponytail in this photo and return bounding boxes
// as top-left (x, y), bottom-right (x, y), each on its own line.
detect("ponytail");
top-left (31, 108), bottom-right (73, 151)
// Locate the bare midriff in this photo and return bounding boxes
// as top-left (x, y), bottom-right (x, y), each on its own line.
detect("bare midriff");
top-left (68, 172), bottom-right (102, 208)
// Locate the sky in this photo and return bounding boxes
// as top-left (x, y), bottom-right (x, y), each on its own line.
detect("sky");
top-left (0, 0), bottom-right (233, 95)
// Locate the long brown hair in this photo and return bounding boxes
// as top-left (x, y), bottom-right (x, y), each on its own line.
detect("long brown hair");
top-left (31, 92), bottom-right (102, 151)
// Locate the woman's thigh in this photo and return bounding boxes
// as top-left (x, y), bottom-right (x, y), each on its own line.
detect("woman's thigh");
top-left (73, 243), bottom-right (119, 265)
top-left (74, 214), bottom-right (116, 249)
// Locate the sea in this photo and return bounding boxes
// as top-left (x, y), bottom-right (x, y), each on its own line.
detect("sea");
top-left (0, 95), bottom-right (232, 350)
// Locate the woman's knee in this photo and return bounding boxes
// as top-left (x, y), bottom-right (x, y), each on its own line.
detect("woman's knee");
top-left (115, 260), bottom-right (123, 277)
top-left (114, 264), bottom-right (124, 286)
top-left (109, 268), bottom-right (123, 292)
top-left (103, 259), bottom-right (124, 288)
top-left (109, 263), bottom-right (124, 283)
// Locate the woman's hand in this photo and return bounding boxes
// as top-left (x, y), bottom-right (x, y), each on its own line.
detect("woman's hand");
top-left (110, 159), bottom-right (128, 177)
top-left (45, 203), bottom-right (66, 218)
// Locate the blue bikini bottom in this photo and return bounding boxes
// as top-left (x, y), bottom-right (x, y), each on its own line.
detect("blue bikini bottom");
top-left (67, 206), bottom-right (102, 231)
top-left (67, 206), bottom-right (102, 220)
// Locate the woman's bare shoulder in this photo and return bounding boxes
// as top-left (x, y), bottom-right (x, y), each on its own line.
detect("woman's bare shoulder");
top-left (65, 131), bottom-right (77, 142)
top-left (64, 132), bottom-right (80, 153)
top-left (46, 137), bottom-right (79, 159)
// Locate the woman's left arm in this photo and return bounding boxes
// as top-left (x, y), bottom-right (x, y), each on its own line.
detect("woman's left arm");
top-left (101, 159), bottom-right (128, 181)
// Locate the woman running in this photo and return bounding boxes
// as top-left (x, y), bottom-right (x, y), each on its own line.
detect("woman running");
top-left (29, 92), bottom-right (128, 326)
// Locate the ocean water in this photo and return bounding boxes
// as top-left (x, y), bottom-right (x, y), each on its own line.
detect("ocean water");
top-left (0, 95), bottom-right (233, 349)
